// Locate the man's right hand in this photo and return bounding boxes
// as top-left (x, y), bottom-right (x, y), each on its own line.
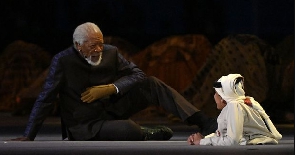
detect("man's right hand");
top-left (10, 137), bottom-right (31, 141)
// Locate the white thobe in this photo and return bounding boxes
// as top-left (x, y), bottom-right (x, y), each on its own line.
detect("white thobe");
top-left (200, 98), bottom-right (281, 146)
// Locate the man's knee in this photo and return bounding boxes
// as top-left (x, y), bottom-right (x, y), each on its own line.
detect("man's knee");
top-left (145, 76), bottom-right (162, 85)
top-left (147, 76), bottom-right (157, 81)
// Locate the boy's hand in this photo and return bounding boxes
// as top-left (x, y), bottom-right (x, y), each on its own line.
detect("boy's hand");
top-left (187, 132), bottom-right (203, 145)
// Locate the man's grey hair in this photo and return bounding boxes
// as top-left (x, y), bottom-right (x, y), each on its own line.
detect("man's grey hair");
top-left (73, 22), bottom-right (103, 49)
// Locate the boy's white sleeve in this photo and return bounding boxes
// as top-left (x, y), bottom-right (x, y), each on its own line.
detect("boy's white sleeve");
top-left (199, 133), bottom-right (235, 146)
top-left (199, 133), bottom-right (215, 145)
top-left (200, 103), bottom-right (244, 146)
top-left (204, 133), bottom-right (215, 138)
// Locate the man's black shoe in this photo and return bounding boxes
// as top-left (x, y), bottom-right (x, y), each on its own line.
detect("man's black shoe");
top-left (186, 112), bottom-right (218, 136)
top-left (141, 126), bottom-right (173, 140)
top-left (201, 118), bottom-right (218, 136)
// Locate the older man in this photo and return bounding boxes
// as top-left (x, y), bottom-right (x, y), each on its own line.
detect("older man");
top-left (12, 22), bottom-right (216, 141)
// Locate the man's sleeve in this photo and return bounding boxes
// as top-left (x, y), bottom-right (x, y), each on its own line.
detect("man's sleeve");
top-left (23, 54), bottom-right (63, 140)
top-left (113, 52), bottom-right (146, 94)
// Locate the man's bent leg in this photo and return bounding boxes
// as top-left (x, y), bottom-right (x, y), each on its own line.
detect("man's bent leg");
top-left (148, 77), bottom-right (199, 119)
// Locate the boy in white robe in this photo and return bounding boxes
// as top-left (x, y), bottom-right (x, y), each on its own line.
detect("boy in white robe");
top-left (187, 74), bottom-right (282, 146)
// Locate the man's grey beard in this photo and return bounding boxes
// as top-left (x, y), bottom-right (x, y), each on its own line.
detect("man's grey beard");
top-left (85, 52), bottom-right (103, 66)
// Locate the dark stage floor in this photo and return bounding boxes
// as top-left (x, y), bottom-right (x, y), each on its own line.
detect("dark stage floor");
top-left (0, 113), bottom-right (293, 155)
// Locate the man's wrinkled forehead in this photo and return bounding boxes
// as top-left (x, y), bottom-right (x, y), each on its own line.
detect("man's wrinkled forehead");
top-left (85, 32), bottom-right (104, 43)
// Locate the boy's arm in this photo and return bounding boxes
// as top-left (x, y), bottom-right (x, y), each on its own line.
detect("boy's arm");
top-left (200, 103), bottom-right (244, 146)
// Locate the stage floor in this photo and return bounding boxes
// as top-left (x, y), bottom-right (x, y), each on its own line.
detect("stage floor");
top-left (0, 113), bottom-right (293, 155)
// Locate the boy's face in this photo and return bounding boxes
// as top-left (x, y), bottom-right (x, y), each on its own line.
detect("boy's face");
top-left (214, 92), bottom-right (227, 110)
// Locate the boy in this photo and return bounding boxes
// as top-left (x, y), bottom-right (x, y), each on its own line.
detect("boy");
top-left (187, 74), bottom-right (282, 146)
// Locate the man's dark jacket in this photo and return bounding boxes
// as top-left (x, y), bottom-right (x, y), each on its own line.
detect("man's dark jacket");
top-left (24, 45), bottom-right (146, 140)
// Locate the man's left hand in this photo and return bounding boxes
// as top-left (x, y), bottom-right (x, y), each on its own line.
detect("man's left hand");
top-left (81, 84), bottom-right (116, 103)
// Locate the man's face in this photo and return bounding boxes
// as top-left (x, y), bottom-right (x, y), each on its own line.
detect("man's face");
top-left (77, 31), bottom-right (104, 66)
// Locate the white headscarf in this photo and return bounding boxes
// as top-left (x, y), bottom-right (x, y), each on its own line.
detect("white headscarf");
top-left (214, 74), bottom-right (246, 103)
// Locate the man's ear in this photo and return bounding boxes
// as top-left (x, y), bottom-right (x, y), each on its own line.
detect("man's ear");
top-left (74, 42), bottom-right (81, 50)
